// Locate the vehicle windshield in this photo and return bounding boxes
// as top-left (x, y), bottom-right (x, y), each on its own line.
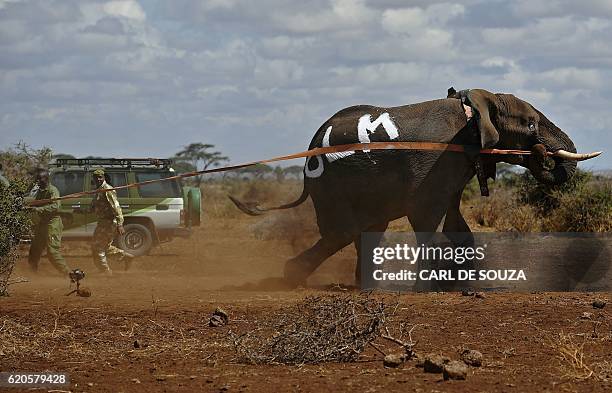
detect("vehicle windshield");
top-left (52, 172), bottom-right (84, 196)
top-left (106, 172), bottom-right (129, 197)
top-left (136, 172), bottom-right (181, 198)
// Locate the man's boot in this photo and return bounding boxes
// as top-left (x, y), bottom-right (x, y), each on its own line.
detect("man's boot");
top-left (120, 252), bottom-right (135, 271)
top-left (97, 252), bottom-right (112, 276)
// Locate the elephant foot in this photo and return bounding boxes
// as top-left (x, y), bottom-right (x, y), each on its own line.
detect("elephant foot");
top-left (283, 259), bottom-right (310, 288)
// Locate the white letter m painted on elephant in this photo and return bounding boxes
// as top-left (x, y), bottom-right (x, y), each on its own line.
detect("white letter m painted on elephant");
top-left (358, 112), bottom-right (399, 152)
top-left (305, 112), bottom-right (399, 178)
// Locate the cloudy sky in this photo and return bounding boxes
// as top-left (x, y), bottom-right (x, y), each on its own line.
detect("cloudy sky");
top-left (1, 0), bottom-right (610, 169)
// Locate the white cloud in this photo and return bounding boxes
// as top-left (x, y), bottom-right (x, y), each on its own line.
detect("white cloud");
top-left (103, 0), bottom-right (146, 21)
top-left (270, 0), bottom-right (374, 34)
top-left (381, 3), bottom-right (464, 34)
top-left (381, 7), bottom-right (427, 33)
top-left (537, 67), bottom-right (602, 90)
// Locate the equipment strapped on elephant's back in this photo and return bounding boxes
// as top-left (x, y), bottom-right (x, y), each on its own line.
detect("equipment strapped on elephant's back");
top-left (447, 87), bottom-right (490, 195)
top-left (27, 140), bottom-right (602, 206)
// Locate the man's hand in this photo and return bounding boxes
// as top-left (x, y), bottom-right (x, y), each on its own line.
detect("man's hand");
top-left (117, 225), bottom-right (125, 235)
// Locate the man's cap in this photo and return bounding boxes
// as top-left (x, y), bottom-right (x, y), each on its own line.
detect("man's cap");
top-left (92, 169), bottom-right (105, 176)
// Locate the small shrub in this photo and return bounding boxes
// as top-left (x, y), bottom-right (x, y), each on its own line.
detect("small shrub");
top-left (507, 205), bottom-right (541, 232)
top-left (516, 170), bottom-right (592, 214)
top-left (231, 295), bottom-right (397, 365)
top-left (465, 168), bottom-right (609, 232)
top-left (0, 179), bottom-right (32, 296)
top-left (469, 189), bottom-right (514, 229)
top-left (543, 182), bottom-right (612, 232)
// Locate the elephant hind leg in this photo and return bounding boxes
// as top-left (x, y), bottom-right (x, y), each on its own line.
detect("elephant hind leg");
top-left (354, 222), bottom-right (389, 286)
top-left (284, 234), bottom-right (354, 287)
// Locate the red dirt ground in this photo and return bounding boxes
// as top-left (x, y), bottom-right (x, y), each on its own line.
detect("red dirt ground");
top-left (1, 216), bottom-right (611, 392)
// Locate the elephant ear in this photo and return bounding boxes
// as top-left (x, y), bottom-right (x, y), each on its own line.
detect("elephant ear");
top-left (467, 89), bottom-right (500, 149)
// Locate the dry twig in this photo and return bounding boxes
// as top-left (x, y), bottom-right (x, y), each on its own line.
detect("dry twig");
top-left (230, 294), bottom-right (407, 365)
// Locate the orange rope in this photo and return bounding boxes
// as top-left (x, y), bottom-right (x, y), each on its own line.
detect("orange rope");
top-left (27, 141), bottom-right (535, 206)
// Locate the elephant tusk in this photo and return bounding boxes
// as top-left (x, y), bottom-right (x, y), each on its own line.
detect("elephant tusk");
top-left (552, 149), bottom-right (603, 161)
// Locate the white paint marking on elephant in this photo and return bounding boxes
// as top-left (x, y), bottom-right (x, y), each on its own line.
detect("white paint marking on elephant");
top-left (357, 112), bottom-right (399, 152)
top-left (304, 155), bottom-right (324, 178)
top-left (305, 114), bottom-right (398, 178)
top-left (323, 125), bottom-right (355, 162)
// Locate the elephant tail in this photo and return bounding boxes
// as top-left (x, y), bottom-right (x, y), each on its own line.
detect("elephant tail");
top-left (228, 187), bottom-right (309, 216)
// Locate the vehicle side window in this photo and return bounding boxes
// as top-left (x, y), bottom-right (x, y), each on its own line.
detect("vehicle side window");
top-left (107, 172), bottom-right (129, 198)
top-left (52, 172), bottom-right (85, 196)
top-left (136, 172), bottom-right (181, 198)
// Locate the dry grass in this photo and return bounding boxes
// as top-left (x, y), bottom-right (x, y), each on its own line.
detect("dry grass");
top-left (0, 309), bottom-right (86, 360)
top-left (468, 189), bottom-right (523, 230)
top-left (202, 179), bottom-right (305, 219)
top-left (1, 295), bottom-right (418, 368)
top-left (594, 360), bottom-right (612, 382)
top-left (203, 179), bottom-right (320, 252)
top-left (548, 332), bottom-right (595, 380)
top-left (230, 294), bottom-right (414, 365)
top-left (467, 171), bottom-right (611, 233)
top-left (0, 309), bottom-right (222, 363)
top-left (546, 331), bottom-right (612, 382)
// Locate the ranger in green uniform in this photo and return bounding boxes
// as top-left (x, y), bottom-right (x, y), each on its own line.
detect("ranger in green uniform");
top-left (28, 170), bottom-right (71, 275)
top-left (91, 169), bottom-right (134, 275)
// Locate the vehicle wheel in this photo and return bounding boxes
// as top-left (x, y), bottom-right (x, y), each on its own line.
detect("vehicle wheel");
top-left (116, 223), bottom-right (153, 257)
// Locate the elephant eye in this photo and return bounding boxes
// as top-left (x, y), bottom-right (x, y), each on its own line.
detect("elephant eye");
top-left (528, 122), bottom-right (536, 132)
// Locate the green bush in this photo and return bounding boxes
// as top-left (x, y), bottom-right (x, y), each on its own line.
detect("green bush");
top-left (466, 167), bottom-right (610, 232)
top-left (0, 142), bottom-right (51, 295)
top-left (543, 181), bottom-right (612, 232)
top-left (516, 169), bottom-right (592, 214)
top-left (0, 179), bottom-right (32, 296)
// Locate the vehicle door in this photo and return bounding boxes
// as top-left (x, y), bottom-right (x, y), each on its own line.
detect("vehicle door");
top-left (132, 171), bottom-right (183, 230)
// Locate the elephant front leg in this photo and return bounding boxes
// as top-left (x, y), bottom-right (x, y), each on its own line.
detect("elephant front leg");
top-left (441, 189), bottom-right (476, 292)
top-left (408, 191), bottom-right (474, 292)
top-left (442, 189), bottom-right (474, 246)
top-left (284, 234), bottom-right (354, 287)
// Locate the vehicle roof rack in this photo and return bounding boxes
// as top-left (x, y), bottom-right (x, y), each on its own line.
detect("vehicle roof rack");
top-left (53, 158), bottom-right (173, 169)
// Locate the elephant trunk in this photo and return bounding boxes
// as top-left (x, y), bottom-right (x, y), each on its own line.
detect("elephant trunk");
top-left (528, 139), bottom-right (577, 185)
top-left (529, 153), bottom-right (577, 185)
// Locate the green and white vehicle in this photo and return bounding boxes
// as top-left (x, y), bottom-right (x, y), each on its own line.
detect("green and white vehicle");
top-left (49, 158), bottom-right (201, 256)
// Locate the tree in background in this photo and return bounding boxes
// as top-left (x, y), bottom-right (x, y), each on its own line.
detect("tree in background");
top-left (0, 142), bottom-right (52, 179)
top-left (171, 161), bottom-right (197, 175)
top-left (283, 165), bottom-right (303, 180)
top-left (274, 166), bottom-right (285, 182)
top-left (174, 143), bottom-right (228, 186)
top-left (237, 164), bottom-right (273, 179)
top-left (52, 153), bottom-right (76, 161)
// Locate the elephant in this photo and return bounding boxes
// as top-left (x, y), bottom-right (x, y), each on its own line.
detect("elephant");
top-left (230, 88), bottom-right (601, 287)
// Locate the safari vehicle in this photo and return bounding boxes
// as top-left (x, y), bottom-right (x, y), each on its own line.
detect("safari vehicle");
top-left (49, 158), bottom-right (201, 256)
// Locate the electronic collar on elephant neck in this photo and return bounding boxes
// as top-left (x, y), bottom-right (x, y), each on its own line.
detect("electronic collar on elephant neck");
top-left (448, 87), bottom-right (490, 197)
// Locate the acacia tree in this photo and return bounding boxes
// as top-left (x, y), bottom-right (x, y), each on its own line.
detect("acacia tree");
top-left (237, 164), bottom-right (273, 179)
top-left (174, 143), bottom-right (228, 186)
top-left (283, 165), bottom-right (303, 180)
